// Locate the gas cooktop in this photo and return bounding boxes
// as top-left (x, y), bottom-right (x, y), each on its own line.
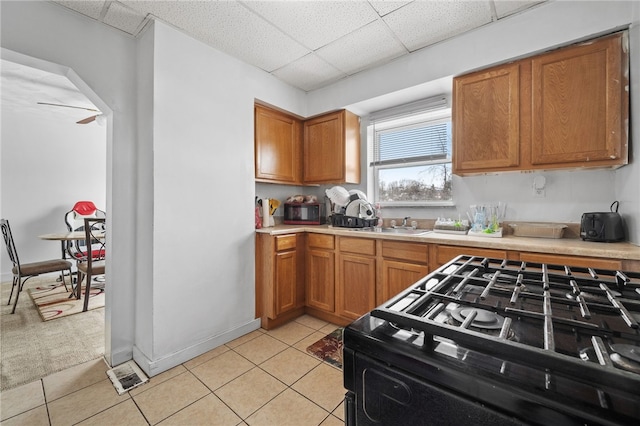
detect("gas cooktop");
top-left (371, 255), bottom-right (640, 394)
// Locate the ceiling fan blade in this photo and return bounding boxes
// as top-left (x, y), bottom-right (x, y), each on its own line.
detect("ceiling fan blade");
top-left (37, 102), bottom-right (99, 112)
top-left (77, 115), bottom-right (98, 124)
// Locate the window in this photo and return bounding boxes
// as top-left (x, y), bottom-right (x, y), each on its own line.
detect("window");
top-left (368, 97), bottom-right (452, 206)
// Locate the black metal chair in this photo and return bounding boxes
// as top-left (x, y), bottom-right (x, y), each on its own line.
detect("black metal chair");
top-left (76, 218), bottom-right (106, 312)
top-left (1, 219), bottom-right (73, 314)
top-left (64, 201), bottom-right (106, 262)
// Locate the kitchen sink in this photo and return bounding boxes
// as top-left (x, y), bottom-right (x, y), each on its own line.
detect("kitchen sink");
top-left (349, 227), bottom-right (432, 235)
top-left (381, 228), bottom-right (432, 235)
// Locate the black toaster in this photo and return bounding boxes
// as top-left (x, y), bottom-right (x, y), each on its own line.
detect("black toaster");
top-left (580, 201), bottom-right (625, 242)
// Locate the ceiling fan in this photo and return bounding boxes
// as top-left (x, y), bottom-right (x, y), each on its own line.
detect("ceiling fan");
top-left (37, 102), bottom-right (102, 124)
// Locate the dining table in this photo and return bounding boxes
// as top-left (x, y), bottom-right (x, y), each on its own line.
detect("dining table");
top-left (38, 230), bottom-right (105, 259)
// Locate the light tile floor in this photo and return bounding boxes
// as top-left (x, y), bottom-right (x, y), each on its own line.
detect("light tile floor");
top-left (0, 315), bottom-right (346, 426)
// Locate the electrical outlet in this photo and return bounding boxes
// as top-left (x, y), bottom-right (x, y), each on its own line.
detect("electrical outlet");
top-left (533, 188), bottom-right (545, 198)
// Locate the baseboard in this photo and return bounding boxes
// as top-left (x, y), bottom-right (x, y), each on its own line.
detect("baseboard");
top-left (132, 318), bottom-right (261, 378)
top-left (109, 347), bottom-right (134, 368)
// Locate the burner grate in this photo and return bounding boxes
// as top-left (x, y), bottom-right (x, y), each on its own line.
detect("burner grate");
top-left (371, 255), bottom-right (640, 395)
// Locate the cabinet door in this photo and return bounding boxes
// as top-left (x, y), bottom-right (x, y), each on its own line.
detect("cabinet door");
top-left (337, 254), bottom-right (376, 321)
top-left (306, 248), bottom-right (335, 312)
top-left (380, 260), bottom-right (428, 303)
top-left (272, 250), bottom-right (297, 318)
top-left (453, 62), bottom-right (521, 174)
top-left (531, 34), bottom-right (628, 166)
top-left (434, 245), bottom-right (508, 269)
top-left (255, 105), bottom-right (302, 184)
top-left (303, 110), bottom-right (360, 184)
top-left (519, 252), bottom-right (621, 270)
top-left (531, 33), bottom-right (627, 167)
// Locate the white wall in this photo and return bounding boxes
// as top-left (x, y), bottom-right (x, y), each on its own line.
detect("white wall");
top-left (133, 21), bottom-right (307, 374)
top-left (303, 0), bottom-right (640, 245)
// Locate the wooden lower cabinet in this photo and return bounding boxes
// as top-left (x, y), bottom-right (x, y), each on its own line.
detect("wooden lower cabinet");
top-left (336, 237), bottom-right (377, 321)
top-left (336, 254), bottom-right (376, 321)
top-left (431, 244), bottom-right (509, 269)
top-left (305, 234), bottom-right (340, 325)
top-left (306, 248), bottom-right (335, 312)
top-left (274, 250), bottom-right (297, 316)
top-left (379, 240), bottom-right (429, 304)
top-left (380, 260), bottom-right (428, 303)
top-left (519, 252), bottom-right (622, 270)
top-left (255, 233), bottom-right (305, 329)
top-left (259, 231), bottom-right (639, 329)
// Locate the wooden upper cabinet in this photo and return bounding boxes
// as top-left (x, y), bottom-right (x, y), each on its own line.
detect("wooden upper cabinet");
top-left (255, 105), bottom-right (302, 185)
top-left (453, 62), bottom-right (522, 174)
top-left (452, 31), bottom-right (628, 175)
top-left (531, 33), bottom-right (628, 167)
top-left (303, 110), bottom-right (361, 184)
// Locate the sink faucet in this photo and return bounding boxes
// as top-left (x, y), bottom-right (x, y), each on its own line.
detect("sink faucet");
top-left (402, 216), bottom-right (411, 227)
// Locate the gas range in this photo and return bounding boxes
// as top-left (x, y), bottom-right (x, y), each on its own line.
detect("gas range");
top-left (343, 255), bottom-right (640, 425)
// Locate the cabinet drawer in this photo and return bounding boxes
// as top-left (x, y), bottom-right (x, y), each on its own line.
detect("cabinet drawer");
top-left (339, 237), bottom-right (376, 256)
top-left (436, 245), bottom-right (507, 266)
top-left (519, 253), bottom-right (622, 270)
top-left (382, 241), bottom-right (428, 264)
top-left (275, 234), bottom-right (296, 251)
top-left (307, 233), bottom-right (334, 250)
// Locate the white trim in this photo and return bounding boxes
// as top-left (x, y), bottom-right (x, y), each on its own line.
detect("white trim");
top-left (132, 318), bottom-right (261, 377)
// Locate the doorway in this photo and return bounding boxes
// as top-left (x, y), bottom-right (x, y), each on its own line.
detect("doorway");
top-left (0, 53), bottom-right (109, 390)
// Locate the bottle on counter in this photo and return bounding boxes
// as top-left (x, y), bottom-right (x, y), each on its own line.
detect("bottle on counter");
top-left (375, 202), bottom-right (383, 230)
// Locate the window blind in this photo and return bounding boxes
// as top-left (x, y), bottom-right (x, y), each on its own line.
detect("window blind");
top-left (368, 95), bottom-right (448, 125)
top-left (373, 122), bottom-right (450, 167)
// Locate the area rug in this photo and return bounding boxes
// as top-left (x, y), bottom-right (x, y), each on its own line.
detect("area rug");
top-left (28, 282), bottom-right (104, 321)
top-left (306, 327), bottom-right (343, 369)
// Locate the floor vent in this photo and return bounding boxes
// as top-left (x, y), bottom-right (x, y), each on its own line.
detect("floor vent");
top-left (106, 360), bottom-right (148, 394)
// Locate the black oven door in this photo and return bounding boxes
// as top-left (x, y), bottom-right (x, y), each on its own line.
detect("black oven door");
top-left (345, 346), bottom-right (614, 426)
top-left (345, 350), bottom-right (526, 426)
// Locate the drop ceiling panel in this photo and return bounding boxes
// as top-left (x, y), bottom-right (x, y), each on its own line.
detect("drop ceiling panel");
top-left (47, 1), bottom-right (549, 92)
top-left (54, 0), bottom-right (106, 20)
top-left (123, 0), bottom-right (310, 72)
top-left (272, 53), bottom-right (346, 92)
top-left (242, 0), bottom-right (380, 50)
top-left (383, 1), bottom-right (493, 51)
top-left (368, 1), bottom-right (413, 17)
top-left (315, 20), bottom-right (407, 75)
top-left (494, 0), bottom-right (545, 18)
top-left (103, 2), bottom-right (147, 35)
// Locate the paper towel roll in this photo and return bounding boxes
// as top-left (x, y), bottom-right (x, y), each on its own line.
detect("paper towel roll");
top-left (262, 198), bottom-right (271, 227)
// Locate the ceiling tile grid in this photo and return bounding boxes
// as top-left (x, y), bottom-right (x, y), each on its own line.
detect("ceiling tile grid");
top-left (103, 1), bottom-right (148, 35)
top-left (494, 0), bottom-right (543, 18)
top-left (50, 0), bottom-right (547, 92)
top-left (315, 19), bottom-right (408, 76)
top-left (272, 52), bottom-right (346, 92)
top-left (381, 1), bottom-right (494, 52)
top-left (368, 1), bottom-right (413, 17)
top-left (54, 0), bottom-right (107, 21)
top-left (242, 1), bottom-right (381, 51)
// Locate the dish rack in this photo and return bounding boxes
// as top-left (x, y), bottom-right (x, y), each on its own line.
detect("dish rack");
top-left (433, 218), bottom-right (470, 235)
top-left (330, 214), bottom-right (377, 228)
